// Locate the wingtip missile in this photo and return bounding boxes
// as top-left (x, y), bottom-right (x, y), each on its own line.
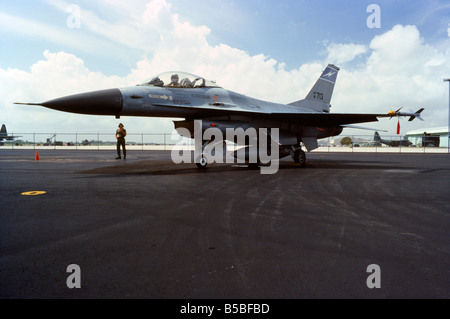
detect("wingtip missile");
top-left (387, 107), bottom-right (424, 121)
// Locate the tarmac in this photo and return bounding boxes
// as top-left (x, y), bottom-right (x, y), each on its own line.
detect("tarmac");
top-left (0, 149), bottom-right (449, 299)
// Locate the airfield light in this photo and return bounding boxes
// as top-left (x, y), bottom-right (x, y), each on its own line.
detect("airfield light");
top-left (445, 79), bottom-right (450, 153)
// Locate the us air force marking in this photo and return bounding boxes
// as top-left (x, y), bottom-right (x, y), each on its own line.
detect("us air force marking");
top-left (149, 94), bottom-right (173, 101)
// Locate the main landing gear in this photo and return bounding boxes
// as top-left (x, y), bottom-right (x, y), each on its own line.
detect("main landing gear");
top-left (291, 146), bottom-right (306, 167)
top-left (195, 141), bottom-right (307, 169)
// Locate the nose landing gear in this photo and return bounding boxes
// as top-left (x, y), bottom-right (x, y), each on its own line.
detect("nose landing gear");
top-left (196, 157), bottom-right (208, 169)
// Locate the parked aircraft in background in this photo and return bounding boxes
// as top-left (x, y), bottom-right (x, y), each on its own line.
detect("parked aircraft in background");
top-left (374, 131), bottom-right (413, 147)
top-left (0, 124), bottom-right (21, 142)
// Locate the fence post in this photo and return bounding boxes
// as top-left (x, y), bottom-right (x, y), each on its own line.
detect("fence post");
top-left (423, 135), bottom-right (426, 154)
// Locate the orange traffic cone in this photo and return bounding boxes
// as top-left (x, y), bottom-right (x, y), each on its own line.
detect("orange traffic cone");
top-left (35, 151), bottom-right (40, 161)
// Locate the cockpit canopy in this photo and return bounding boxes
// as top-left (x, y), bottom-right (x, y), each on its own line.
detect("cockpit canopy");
top-left (138, 71), bottom-right (221, 89)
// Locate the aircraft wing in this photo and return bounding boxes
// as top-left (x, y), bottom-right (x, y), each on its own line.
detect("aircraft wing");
top-left (154, 103), bottom-right (388, 126)
top-left (268, 113), bottom-right (384, 126)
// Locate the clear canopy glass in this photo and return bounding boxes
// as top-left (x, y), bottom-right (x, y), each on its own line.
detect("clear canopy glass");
top-left (138, 71), bottom-right (221, 88)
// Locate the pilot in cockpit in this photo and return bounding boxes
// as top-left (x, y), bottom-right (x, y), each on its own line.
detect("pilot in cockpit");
top-left (167, 74), bottom-right (180, 87)
top-left (149, 77), bottom-right (164, 86)
top-left (180, 77), bottom-right (192, 88)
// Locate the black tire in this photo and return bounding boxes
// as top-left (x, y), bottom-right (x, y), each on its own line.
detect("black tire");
top-left (293, 150), bottom-right (306, 166)
top-left (247, 163), bottom-right (259, 170)
top-left (196, 157), bottom-right (208, 169)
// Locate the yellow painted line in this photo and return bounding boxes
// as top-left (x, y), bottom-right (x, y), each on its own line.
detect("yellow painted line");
top-left (21, 191), bottom-right (47, 196)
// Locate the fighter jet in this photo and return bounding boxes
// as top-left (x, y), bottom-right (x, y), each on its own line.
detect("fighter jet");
top-left (15, 64), bottom-right (423, 168)
top-left (373, 131), bottom-right (413, 147)
top-left (0, 124), bottom-right (21, 142)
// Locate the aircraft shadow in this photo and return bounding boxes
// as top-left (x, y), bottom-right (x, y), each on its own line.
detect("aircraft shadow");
top-left (76, 159), bottom-right (408, 176)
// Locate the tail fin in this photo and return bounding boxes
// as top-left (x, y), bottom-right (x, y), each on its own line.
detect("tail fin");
top-left (409, 108), bottom-right (424, 121)
top-left (374, 131), bottom-right (381, 141)
top-left (305, 64), bottom-right (340, 105)
top-left (0, 124), bottom-right (6, 137)
top-left (289, 64), bottom-right (340, 112)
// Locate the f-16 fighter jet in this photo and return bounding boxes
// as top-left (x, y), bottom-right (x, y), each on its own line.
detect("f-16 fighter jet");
top-left (15, 64), bottom-right (423, 168)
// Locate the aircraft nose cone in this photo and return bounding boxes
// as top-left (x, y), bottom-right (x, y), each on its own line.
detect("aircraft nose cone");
top-left (41, 88), bottom-right (123, 116)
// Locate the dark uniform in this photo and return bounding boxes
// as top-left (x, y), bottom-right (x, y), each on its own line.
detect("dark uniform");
top-left (115, 124), bottom-right (127, 159)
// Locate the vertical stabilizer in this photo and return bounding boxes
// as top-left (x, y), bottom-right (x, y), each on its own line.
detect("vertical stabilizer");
top-left (305, 64), bottom-right (339, 104)
top-left (374, 131), bottom-right (381, 142)
top-left (289, 64), bottom-right (340, 112)
top-left (0, 124), bottom-right (6, 137)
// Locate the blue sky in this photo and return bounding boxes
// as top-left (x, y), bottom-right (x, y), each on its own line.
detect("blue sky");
top-left (1, 0), bottom-right (450, 135)
top-left (189, 0), bottom-right (450, 68)
top-left (2, 0), bottom-right (449, 73)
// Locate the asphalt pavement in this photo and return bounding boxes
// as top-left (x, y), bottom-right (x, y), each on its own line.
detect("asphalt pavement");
top-left (0, 149), bottom-right (449, 299)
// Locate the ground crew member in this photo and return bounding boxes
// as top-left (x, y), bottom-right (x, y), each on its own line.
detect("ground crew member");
top-left (115, 123), bottom-right (127, 159)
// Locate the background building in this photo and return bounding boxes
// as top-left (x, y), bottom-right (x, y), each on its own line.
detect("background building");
top-left (405, 127), bottom-right (449, 147)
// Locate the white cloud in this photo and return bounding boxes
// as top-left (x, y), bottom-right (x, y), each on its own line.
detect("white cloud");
top-left (368, 25), bottom-right (432, 75)
top-left (142, 0), bottom-right (172, 26)
top-left (1, 51), bottom-right (135, 134)
top-left (326, 43), bottom-right (368, 64)
top-left (333, 25), bottom-right (450, 133)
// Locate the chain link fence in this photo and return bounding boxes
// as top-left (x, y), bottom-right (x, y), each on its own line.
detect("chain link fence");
top-left (1, 132), bottom-right (448, 153)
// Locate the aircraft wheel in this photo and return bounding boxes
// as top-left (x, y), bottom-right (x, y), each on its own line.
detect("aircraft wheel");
top-left (196, 157), bottom-right (208, 169)
top-left (293, 150), bottom-right (306, 166)
top-left (247, 163), bottom-right (259, 170)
